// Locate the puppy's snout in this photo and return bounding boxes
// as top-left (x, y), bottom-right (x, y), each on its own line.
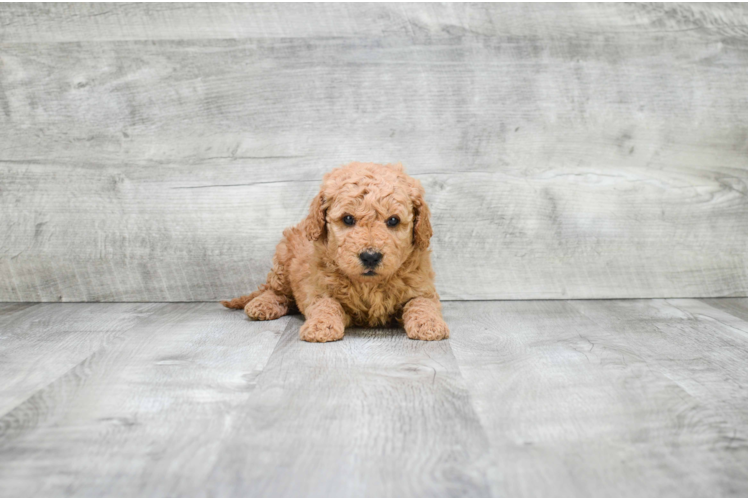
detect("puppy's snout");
top-left (359, 251), bottom-right (383, 269)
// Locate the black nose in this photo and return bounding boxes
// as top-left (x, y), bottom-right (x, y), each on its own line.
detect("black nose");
top-left (359, 251), bottom-right (383, 269)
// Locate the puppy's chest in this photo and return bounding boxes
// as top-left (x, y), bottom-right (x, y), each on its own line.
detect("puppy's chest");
top-left (337, 287), bottom-right (404, 327)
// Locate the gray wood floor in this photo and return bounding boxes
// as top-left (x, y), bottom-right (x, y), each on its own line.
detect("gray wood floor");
top-left (1, 299), bottom-right (747, 497)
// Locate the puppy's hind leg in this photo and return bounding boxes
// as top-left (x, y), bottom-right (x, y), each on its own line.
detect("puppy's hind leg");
top-left (222, 230), bottom-right (296, 320)
top-left (223, 261), bottom-right (293, 321)
top-left (244, 289), bottom-right (291, 321)
top-left (221, 288), bottom-right (265, 310)
top-left (222, 282), bottom-right (292, 321)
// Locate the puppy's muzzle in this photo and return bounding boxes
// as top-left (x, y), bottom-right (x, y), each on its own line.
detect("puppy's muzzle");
top-left (359, 251), bottom-right (383, 269)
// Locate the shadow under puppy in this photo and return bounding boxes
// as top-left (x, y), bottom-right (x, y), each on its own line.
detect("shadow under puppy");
top-left (222, 162), bottom-right (449, 343)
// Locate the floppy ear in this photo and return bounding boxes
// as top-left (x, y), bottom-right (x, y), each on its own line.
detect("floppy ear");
top-left (303, 191), bottom-right (327, 242)
top-left (409, 179), bottom-right (433, 251)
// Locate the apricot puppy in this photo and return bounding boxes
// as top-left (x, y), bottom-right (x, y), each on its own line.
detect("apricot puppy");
top-left (222, 162), bottom-right (449, 343)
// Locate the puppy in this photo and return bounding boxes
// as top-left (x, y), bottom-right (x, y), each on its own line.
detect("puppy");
top-left (222, 162), bottom-right (449, 343)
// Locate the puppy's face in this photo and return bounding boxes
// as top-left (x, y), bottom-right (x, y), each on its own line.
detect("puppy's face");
top-left (304, 162), bottom-right (432, 282)
top-left (325, 184), bottom-right (413, 281)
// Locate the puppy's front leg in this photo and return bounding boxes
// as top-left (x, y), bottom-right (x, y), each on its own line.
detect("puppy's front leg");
top-left (300, 297), bottom-right (347, 343)
top-left (403, 297), bottom-right (450, 341)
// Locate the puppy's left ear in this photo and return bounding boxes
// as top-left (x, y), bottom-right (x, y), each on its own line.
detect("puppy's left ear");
top-left (409, 178), bottom-right (433, 251)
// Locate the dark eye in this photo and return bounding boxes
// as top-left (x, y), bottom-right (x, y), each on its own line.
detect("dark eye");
top-left (386, 216), bottom-right (400, 227)
top-left (342, 215), bottom-right (355, 226)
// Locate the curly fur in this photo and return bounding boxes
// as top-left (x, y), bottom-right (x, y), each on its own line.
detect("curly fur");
top-left (222, 162), bottom-right (449, 343)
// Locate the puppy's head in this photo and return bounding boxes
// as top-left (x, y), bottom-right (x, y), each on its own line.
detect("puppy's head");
top-left (303, 162), bottom-right (432, 282)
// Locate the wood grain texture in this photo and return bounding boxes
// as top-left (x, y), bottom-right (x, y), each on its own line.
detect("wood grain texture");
top-left (0, 303), bottom-right (36, 318)
top-left (702, 297), bottom-right (748, 323)
top-left (1, 3), bottom-right (748, 301)
top-left (1, 300), bottom-right (748, 495)
top-left (0, 303), bottom-right (289, 497)
top-left (0, 303), bottom-right (176, 416)
top-left (3, 3), bottom-right (747, 43)
top-left (447, 299), bottom-right (748, 496)
top-left (207, 317), bottom-right (493, 497)
top-left (572, 299), bottom-right (748, 466)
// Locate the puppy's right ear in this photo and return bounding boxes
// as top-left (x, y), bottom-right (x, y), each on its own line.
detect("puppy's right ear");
top-left (303, 192), bottom-right (327, 242)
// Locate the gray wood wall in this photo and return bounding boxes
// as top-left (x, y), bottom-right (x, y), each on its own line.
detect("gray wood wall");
top-left (1, 3), bottom-right (747, 302)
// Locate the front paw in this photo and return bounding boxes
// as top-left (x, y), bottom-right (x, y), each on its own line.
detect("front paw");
top-left (299, 316), bottom-right (345, 343)
top-left (405, 315), bottom-right (450, 341)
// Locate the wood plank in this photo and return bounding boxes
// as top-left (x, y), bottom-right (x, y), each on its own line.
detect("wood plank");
top-left (701, 298), bottom-right (748, 323)
top-left (0, 302), bottom-right (164, 417)
top-left (0, 303), bottom-right (289, 496)
top-left (0, 303), bottom-right (36, 318)
top-left (2, 4), bottom-right (748, 301)
top-left (571, 299), bottom-right (748, 450)
top-left (447, 300), bottom-right (748, 496)
top-left (206, 316), bottom-right (494, 497)
top-left (2, 3), bottom-right (747, 43)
